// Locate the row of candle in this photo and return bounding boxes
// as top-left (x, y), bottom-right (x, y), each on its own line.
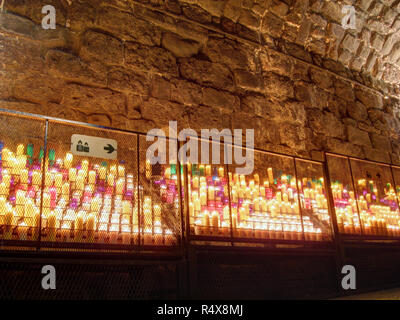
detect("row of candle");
top-left (0, 144), bottom-right (179, 246)
top-left (333, 179), bottom-right (400, 236)
top-left (188, 166), bottom-right (330, 241)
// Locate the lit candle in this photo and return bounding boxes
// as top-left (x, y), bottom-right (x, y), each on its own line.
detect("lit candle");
top-left (99, 167), bottom-right (107, 180)
top-left (64, 153), bottom-right (73, 169)
top-left (194, 198), bottom-right (201, 211)
top-left (47, 211), bottom-right (57, 241)
top-left (20, 169), bottom-right (29, 185)
top-left (121, 225), bottom-right (131, 244)
top-left (86, 213), bottom-right (96, 242)
top-left (73, 176), bottom-right (83, 191)
top-left (18, 222), bottom-right (29, 240)
top-left (165, 167), bottom-right (171, 179)
top-left (267, 168), bottom-right (274, 184)
top-left (165, 230), bottom-right (175, 245)
top-left (109, 224), bottom-right (119, 243)
top-left (208, 186), bottom-right (215, 201)
top-left (154, 227), bottom-right (163, 245)
top-left (107, 174), bottom-right (115, 187)
top-left (211, 211), bottom-right (219, 230)
top-left (192, 176), bottom-right (199, 189)
top-left (203, 211), bottom-right (210, 234)
top-left (31, 171), bottom-right (41, 186)
top-left (115, 178), bottom-right (124, 194)
top-left (16, 144), bottom-right (24, 156)
top-left (118, 165), bottom-right (125, 177)
top-left (122, 200), bottom-right (131, 214)
top-left (218, 167), bottom-right (224, 177)
top-left (145, 160), bottom-right (151, 179)
top-left (143, 228), bottom-right (153, 245)
top-left (69, 168), bottom-right (77, 182)
top-left (200, 192), bottom-right (207, 206)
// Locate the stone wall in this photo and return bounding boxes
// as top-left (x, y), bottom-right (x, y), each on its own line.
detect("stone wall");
top-left (1, 0), bottom-right (400, 163)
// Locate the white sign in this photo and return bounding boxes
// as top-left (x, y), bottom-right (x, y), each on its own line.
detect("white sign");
top-left (71, 134), bottom-right (117, 160)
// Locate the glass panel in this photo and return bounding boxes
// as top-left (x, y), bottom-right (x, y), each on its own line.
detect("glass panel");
top-left (0, 112), bottom-right (46, 242)
top-left (326, 155), bottom-right (361, 235)
top-left (351, 159), bottom-right (400, 237)
top-left (228, 146), bottom-right (302, 241)
top-left (43, 121), bottom-right (138, 246)
top-left (186, 139), bottom-right (231, 239)
top-left (139, 135), bottom-right (180, 246)
top-left (295, 159), bottom-right (332, 241)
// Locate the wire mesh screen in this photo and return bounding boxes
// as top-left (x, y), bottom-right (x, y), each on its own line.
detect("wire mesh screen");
top-left (138, 135), bottom-right (181, 247)
top-left (40, 121), bottom-right (138, 250)
top-left (228, 146), bottom-right (303, 242)
top-left (326, 155), bottom-right (362, 236)
top-left (185, 138), bottom-right (231, 241)
top-left (193, 250), bottom-right (338, 299)
top-left (0, 260), bottom-right (179, 299)
top-left (0, 113), bottom-right (46, 246)
top-left (295, 159), bottom-right (332, 241)
top-left (350, 159), bottom-right (400, 237)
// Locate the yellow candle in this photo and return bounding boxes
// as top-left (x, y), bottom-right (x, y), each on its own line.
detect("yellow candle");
top-left (20, 169), bottom-right (29, 184)
top-left (211, 211), bottom-right (219, 229)
top-left (121, 225), bottom-right (131, 244)
top-left (208, 186), bottom-right (215, 200)
top-left (47, 211), bottom-right (57, 241)
top-left (25, 200), bottom-right (35, 218)
top-left (145, 160), bottom-right (151, 179)
top-left (194, 198), bottom-right (201, 211)
top-left (110, 165), bottom-right (117, 177)
top-left (122, 200), bottom-right (131, 214)
top-left (99, 167), bottom-right (106, 180)
top-left (54, 173), bottom-right (63, 188)
top-left (118, 165), bottom-right (125, 177)
top-left (16, 144), bottom-right (24, 156)
top-left (165, 167), bottom-right (171, 179)
top-left (88, 170), bottom-right (96, 184)
top-left (107, 174), bottom-right (115, 187)
top-left (32, 171), bottom-right (41, 185)
top-left (76, 175), bottom-right (84, 190)
top-left (116, 178), bottom-right (124, 194)
top-left (218, 167), bottom-right (224, 177)
top-left (223, 205), bottom-right (230, 220)
top-left (203, 211), bottom-right (210, 233)
top-left (62, 182), bottom-right (70, 195)
top-left (267, 168), bottom-right (274, 184)
top-left (200, 192), bottom-right (207, 206)
top-left (64, 153), bottom-right (73, 169)
top-left (86, 213), bottom-right (96, 242)
top-left (192, 176), bottom-right (199, 189)
top-left (16, 190), bottom-right (26, 206)
top-left (69, 168), bottom-right (77, 182)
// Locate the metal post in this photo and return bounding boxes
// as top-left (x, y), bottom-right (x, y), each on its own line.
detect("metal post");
top-left (136, 134), bottom-right (141, 251)
top-left (293, 157), bottom-right (306, 242)
top-left (225, 162), bottom-right (234, 246)
top-left (389, 165), bottom-right (400, 239)
top-left (347, 157), bottom-right (364, 236)
top-left (323, 153), bottom-right (345, 259)
top-left (176, 139), bottom-right (186, 252)
top-left (37, 119), bottom-right (49, 250)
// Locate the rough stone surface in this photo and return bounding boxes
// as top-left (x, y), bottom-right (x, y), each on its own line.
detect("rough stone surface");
top-left (0, 0), bottom-right (400, 162)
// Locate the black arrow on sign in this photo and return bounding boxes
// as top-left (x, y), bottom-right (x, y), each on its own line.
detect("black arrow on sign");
top-left (104, 144), bottom-right (116, 154)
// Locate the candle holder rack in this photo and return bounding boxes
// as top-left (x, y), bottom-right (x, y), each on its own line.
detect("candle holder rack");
top-left (1, 108), bottom-right (400, 255)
